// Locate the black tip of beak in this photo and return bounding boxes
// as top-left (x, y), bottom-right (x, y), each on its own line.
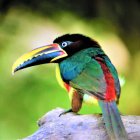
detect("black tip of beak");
top-left (16, 54), bottom-right (53, 73)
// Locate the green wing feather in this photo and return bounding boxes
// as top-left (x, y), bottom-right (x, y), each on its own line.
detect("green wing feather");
top-left (59, 47), bottom-right (107, 100)
top-left (70, 57), bottom-right (107, 100)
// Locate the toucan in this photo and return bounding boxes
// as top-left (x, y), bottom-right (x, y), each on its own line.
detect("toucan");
top-left (12, 34), bottom-right (128, 140)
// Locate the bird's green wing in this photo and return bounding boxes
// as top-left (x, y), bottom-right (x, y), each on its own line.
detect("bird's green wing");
top-left (70, 58), bottom-right (107, 100)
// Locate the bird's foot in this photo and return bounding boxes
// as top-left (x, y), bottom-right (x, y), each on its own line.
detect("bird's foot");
top-left (98, 113), bottom-right (102, 116)
top-left (59, 109), bottom-right (73, 117)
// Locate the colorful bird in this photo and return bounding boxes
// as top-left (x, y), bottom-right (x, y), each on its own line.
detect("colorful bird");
top-left (12, 34), bottom-right (128, 140)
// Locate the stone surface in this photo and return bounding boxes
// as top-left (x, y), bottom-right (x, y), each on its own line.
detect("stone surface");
top-left (23, 108), bottom-right (140, 140)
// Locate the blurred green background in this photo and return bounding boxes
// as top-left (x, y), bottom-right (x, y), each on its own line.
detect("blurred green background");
top-left (0, 0), bottom-right (140, 139)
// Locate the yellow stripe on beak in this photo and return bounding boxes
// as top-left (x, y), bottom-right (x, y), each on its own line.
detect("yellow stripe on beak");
top-left (12, 43), bottom-right (67, 75)
top-left (12, 46), bottom-right (51, 74)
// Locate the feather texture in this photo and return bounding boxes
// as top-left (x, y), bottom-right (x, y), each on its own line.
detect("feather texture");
top-left (99, 101), bottom-right (128, 140)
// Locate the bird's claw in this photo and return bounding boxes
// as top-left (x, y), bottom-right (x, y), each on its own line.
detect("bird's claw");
top-left (59, 109), bottom-right (73, 117)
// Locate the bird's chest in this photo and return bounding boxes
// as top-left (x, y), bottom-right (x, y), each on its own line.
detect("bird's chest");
top-left (59, 55), bottom-right (90, 82)
top-left (59, 61), bottom-right (83, 82)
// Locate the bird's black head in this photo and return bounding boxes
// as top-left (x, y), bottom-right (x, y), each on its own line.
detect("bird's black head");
top-left (12, 34), bottom-right (100, 74)
top-left (53, 34), bottom-right (100, 56)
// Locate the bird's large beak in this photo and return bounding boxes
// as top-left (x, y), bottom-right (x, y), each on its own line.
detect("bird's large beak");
top-left (12, 43), bottom-right (67, 75)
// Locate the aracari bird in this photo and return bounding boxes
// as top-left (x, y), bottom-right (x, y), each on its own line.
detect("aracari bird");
top-left (12, 34), bottom-right (128, 140)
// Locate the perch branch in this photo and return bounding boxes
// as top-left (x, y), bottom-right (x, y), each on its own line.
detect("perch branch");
top-left (22, 108), bottom-right (140, 140)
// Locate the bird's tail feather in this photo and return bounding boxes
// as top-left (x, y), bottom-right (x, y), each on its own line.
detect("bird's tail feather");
top-left (99, 100), bottom-right (128, 140)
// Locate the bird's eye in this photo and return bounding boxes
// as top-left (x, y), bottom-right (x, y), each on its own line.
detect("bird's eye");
top-left (62, 42), bottom-right (68, 47)
top-left (61, 41), bottom-right (72, 48)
